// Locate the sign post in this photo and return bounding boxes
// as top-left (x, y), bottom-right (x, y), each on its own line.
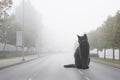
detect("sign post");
top-left (16, 31), bottom-right (25, 61)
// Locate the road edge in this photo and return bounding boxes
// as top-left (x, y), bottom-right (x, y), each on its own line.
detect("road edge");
top-left (91, 58), bottom-right (120, 69)
top-left (0, 56), bottom-right (39, 70)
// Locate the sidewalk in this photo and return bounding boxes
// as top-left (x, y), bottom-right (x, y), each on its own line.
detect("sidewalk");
top-left (0, 55), bottom-right (39, 70)
top-left (92, 58), bottom-right (120, 69)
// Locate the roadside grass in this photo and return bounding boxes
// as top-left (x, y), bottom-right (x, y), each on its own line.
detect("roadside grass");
top-left (0, 56), bottom-right (22, 60)
top-left (0, 54), bottom-right (38, 60)
top-left (91, 57), bottom-right (120, 64)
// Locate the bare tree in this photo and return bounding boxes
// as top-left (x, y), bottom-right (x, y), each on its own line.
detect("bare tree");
top-left (0, 0), bottom-right (13, 57)
top-left (0, 0), bottom-right (13, 26)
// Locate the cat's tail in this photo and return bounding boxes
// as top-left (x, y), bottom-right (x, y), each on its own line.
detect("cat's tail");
top-left (64, 64), bottom-right (76, 68)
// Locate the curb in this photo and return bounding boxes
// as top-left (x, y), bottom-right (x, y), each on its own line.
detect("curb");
top-left (92, 59), bottom-right (120, 69)
top-left (0, 57), bottom-right (39, 70)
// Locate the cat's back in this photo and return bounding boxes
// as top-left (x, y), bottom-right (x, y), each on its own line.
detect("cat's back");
top-left (74, 47), bottom-right (80, 57)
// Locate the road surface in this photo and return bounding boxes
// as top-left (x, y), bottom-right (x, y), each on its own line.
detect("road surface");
top-left (0, 53), bottom-right (120, 80)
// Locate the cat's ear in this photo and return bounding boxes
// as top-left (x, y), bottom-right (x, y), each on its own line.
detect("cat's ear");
top-left (77, 35), bottom-right (80, 39)
top-left (84, 34), bottom-right (88, 40)
top-left (77, 35), bottom-right (82, 41)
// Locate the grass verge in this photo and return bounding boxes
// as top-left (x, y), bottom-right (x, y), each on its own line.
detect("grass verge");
top-left (0, 54), bottom-right (38, 60)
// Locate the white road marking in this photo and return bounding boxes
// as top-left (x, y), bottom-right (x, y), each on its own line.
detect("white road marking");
top-left (78, 70), bottom-right (91, 80)
top-left (78, 70), bottom-right (84, 74)
top-left (29, 78), bottom-right (32, 80)
top-left (109, 66), bottom-right (120, 71)
top-left (93, 60), bottom-right (120, 71)
top-left (85, 77), bottom-right (90, 80)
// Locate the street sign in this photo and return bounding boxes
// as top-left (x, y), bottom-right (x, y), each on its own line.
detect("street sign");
top-left (16, 31), bottom-right (23, 47)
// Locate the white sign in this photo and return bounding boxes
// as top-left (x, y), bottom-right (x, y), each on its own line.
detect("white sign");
top-left (16, 31), bottom-right (23, 46)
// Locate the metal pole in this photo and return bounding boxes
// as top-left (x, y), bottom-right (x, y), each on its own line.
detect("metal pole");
top-left (22, 46), bottom-right (25, 61)
top-left (22, 0), bottom-right (25, 61)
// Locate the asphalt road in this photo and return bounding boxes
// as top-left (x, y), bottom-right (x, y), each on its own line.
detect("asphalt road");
top-left (0, 53), bottom-right (120, 80)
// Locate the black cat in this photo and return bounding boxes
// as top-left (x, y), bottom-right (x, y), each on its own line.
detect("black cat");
top-left (64, 34), bottom-right (90, 69)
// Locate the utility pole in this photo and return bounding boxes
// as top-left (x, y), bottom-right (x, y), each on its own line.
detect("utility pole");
top-left (22, 0), bottom-right (25, 61)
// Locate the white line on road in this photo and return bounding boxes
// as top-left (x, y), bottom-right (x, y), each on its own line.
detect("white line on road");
top-left (78, 70), bottom-right (84, 74)
top-left (28, 78), bottom-right (32, 80)
top-left (109, 66), bottom-right (120, 71)
top-left (85, 77), bottom-right (90, 80)
top-left (78, 70), bottom-right (91, 80)
top-left (93, 60), bottom-right (120, 71)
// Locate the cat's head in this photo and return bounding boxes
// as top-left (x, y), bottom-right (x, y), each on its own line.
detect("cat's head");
top-left (77, 34), bottom-right (88, 44)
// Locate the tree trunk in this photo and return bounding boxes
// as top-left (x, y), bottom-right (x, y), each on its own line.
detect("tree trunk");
top-left (119, 49), bottom-right (120, 60)
top-left (104, 49), bottom-right (106, 59)
top-left (97, 48), bottom-right (99, 57)
top-left (113, 48), bottom-right (115, 60)
top-left (3, 40), bottom-right (7, 57)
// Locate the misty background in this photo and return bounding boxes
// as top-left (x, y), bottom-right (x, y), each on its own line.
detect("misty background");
top-left (11, 0), bottom-right (120, 53)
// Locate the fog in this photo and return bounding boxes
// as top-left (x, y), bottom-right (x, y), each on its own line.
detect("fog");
top-left (13, 0), bottom-right (120, 53)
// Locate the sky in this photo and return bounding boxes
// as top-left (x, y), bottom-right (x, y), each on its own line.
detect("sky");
top-left (13, 0), bottom-right (120, 52)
